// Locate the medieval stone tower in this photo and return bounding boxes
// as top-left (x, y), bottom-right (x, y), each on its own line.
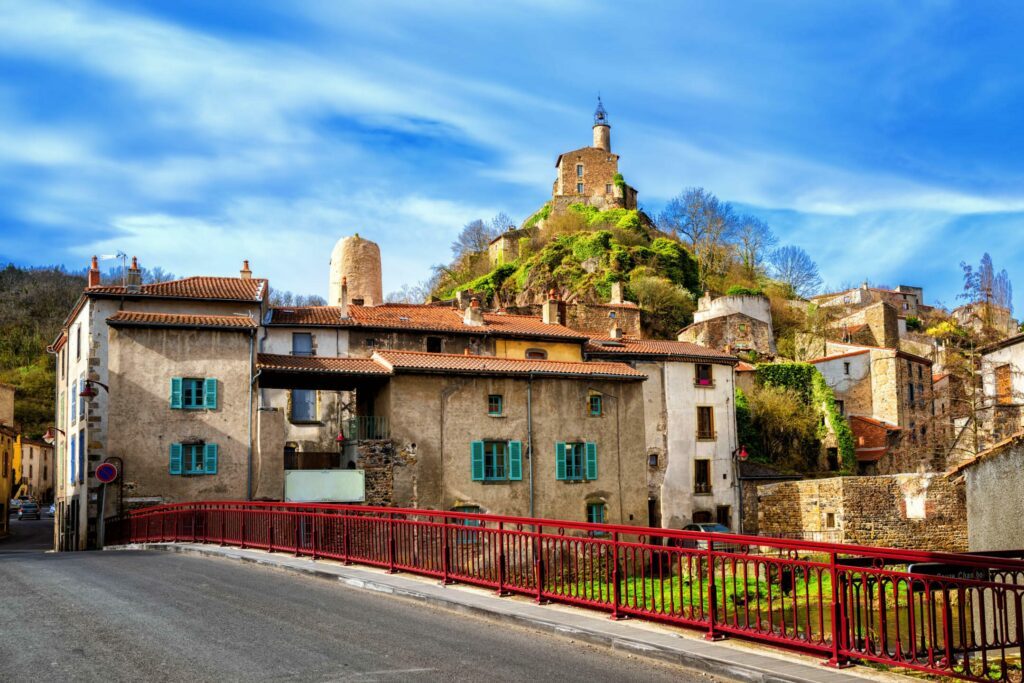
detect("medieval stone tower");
top-left (328, 234), bottom-right (383, 307)
top-left (592, 96), bottom-right (611, 152)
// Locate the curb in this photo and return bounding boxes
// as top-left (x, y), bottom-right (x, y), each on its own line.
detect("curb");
top-left (111, 543), bottom-right (901, 683)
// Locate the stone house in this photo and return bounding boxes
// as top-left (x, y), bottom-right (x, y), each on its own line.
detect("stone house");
top-left (256, 350), bottom-right (650, 526)
top-left (979, 332), bottom-right (1024, 443)
top-left (48, 257), bottom-right (266, 551)
top-left (677, 292), bottom-right (776, 359)
top-left (757, 473), bottom-right (967, 551)
top-left (947, 431), bottom-right (1024, 552)
top-left (19, 438), bottom-right (54, 503)
top-left (952, 301), bottom-right (1018, 339)
top-left (809, 342), bottom-right (938, 473)
top-left (583, 338), bottom-right (741, 530)
top-left (811, 282), bottom-right (928, 320)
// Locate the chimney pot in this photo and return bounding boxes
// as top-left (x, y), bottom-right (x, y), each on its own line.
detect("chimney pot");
top-left (339, 277), bottom-right (350, 319)
top-left (464, 296), bottom-right (485, 326)
top-left (126, 255), bottom-right (142, 291)
top-left (240, 259), bottom-right (252, 280)
top-left (87, 256), bottom-right (101, 288)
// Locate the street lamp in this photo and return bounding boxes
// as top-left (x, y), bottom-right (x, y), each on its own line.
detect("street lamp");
top-left (732, 445), bottom-right (749, 534)
top-left (78, 380), bottom-right (110, 398)
top-left (43, 426), bottom-right (66, 445)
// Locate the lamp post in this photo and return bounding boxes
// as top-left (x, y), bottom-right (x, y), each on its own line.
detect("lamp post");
top-left (732, 445), bottom-right (748, 533)
top-left (78, 379), bottom-right (110, 548)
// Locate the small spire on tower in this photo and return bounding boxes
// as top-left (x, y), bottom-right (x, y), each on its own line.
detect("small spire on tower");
top-left (594, 95), bottom-right (609, 126)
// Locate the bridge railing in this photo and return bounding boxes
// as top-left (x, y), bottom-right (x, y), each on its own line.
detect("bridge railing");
top-left (106, 502), bottom-right (1024, 682)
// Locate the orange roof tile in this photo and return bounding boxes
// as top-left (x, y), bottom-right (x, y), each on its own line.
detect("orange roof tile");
top-left (88, 276), bottom-right (267, 302)
top-left (373, 350), bottom-right (646, 380)
top-left (256, 354), bottom-right (391, 375)
top-left (585, 337), bottom-right (737, 364)
top-left (806, 349), bottom-right (871, 364)
top-left (736, 361), bottom-right (756, 372)
top-left (107, 311), bottom-right (257, 330)
top-left (269, 304), bottom-right (588, 341)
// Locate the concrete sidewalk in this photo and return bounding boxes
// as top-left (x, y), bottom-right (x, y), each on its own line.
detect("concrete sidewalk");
top-left (113, 542), bottom-right (908, 683)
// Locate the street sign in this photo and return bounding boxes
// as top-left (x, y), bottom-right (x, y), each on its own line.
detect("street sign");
top-left (96, 462), bottom-right (119, 484)
top-left (907, 562), bottom-right (989, 582)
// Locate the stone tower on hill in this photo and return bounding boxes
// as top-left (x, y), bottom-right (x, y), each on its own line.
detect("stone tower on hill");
top-left (329, 234), bottom-right (383, 307)
top-left (551, 97), bottom-right (637, 212)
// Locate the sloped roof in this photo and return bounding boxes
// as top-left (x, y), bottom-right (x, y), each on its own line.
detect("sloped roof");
top-left (373, 350), bottom-right (646, 380)
top-left (88, 276), bottom-right (267, 302)
top-left (806, 349), bottom-right (871, 364)
top-left (268, 304), bottom-right (588, 341)
top-left (107, 311), bottom-right (257, 330)
top-left (256, 354), bottom-right (391, 375)
top-left (585, 337), bottom-right (737, 364)
top-left (947, 431), bottom-right (1024, 476)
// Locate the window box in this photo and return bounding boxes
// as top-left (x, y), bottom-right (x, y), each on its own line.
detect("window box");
top-left (695, 364), bottom-right (714, 387)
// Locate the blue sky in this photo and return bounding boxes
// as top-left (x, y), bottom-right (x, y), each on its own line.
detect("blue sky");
top-left (2, 1), bottom-right (1024, 312)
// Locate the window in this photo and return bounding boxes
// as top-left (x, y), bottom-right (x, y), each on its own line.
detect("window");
top-left (917, 365), bottom-right (923, 380)
top-left (488, 394), bottom-right (503, 416)
top-left (716, 506), bottom-right (731, 528)
top-left (556, 442), bottom-right (597, 481)
top-left (169, 442), bottom-right (218, 475)
top-left (426, 337), bottom-right (443, 353)
top-left (835, 400), bottom-right (845, 416)
top-left (69, 382), bottom-right (77, 425)
top-left (291, 333), bottom-right (313, 356)
top-left (283, 445), bottom-right (298, 470)
top-left (290, 389), bottom-right (318, 422)
top-left (29, 464), bottom-right (32, 478)
top-left (588, 395), bottom-right (602, 417)
top-left (75, 325), bottom-right (81, 360)
top-left (697, 406), bottom-right (715, 440)
top-left (695, 460), bottom-right (711, 494)
top-left (170, 377), bottom-right (217, 410)
top-left (364, 338), bottom-right (377, 348)
top-left (826, 512), bottom-right (836, 529)
top-left (996, 364), bottom-right (1013, 404)
top-left (908, 383), bottom-right (915, 403)
top-left (576, 182), bottom-right (584, 194)
top-left (524, 348), bottom-right (548, 360)
top-left (605, 183), bottom-right (612, 194)
top-left (586, 502), bottom-right (606, 525)
top-left (69, 436), bottom-right (75, 483)
top-left (695, 364), bottom-right (713, 386)
top-left (843, 362), bottom-right (850, 376)
top-left (648, 452), bottom-right (658, 467)
top-left (77, 429), bottom-right (85, 484)
top-left (470, 440), bottom-right (522, 481)
top-left (576, 164), bottom-right (583, 177)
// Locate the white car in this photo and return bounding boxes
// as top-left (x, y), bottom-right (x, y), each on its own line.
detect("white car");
top-left (46, 504), bottom-right (55, 518)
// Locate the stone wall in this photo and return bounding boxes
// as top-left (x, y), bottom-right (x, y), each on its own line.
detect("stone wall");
top-left (678, 313), bottom-right (776, 358)
top-left (355, 439), bottom-right (414, 506)
top-left (555, 146), bottom-right (620, 207)
top-left (757, 474), bottom-right (967, 551)
top-left (505, 302), bottom-right (642, 339)
top-left (329, 234), bottom-right (383, 307)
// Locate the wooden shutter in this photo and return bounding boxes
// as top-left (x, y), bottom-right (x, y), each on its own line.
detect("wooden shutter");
top-left (204, 378), bottom-right (218, 409)
top-left (169, 443), bottom-right (183, 475)
top-left (170, 377), bottom-right (183, 409)
top-left (70, 437), bottom-right (76, 482)
top-left (555, 442), bottom-right (567, 480)
top-left (996, 365), bottom-right (1013, 405)
top-left (508, 441), bottom-right (523, 481)
top-left (203, 443), bottom-right (218, 474)
top-left (585, 442), bottom-right (598, 480)
top-left (470, 441), bottom-right (485, 481)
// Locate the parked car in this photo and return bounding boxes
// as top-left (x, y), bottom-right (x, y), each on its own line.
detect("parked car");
top-left (18, 501), bottom-right (41, 520)
top-left (46, 503), bottom-right (56, 518)
top-left (668, 523), bottom-right (744, 552)
top-left (9, 498), bottom-right (21, 515)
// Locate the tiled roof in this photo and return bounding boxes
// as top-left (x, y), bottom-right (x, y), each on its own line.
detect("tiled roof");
top-left (849, 415), bottom-right (901, 431)
top-left (373, 350), bottom-right (646, 380)
top-left (584, 337), bottom-right (737, 364)
top-left (947, 431), bottom-right (1024, 476)
top-left (823, 341), bottom-right (934, 366)
top-left (256, 354), bottom-right (391, 375)
top-left (107, 311), bottom-right (257, 330)
top-left (736, 361), bottom-right (756, 372)
top-left (269, 304), bottom-right (588, 340)
top-left (933, 372), bottom-right (950, 384)
top-left (979, 332), bottom-right (1024, 355)
top-left (806, 349), bottom-right (870, 364)
top-left (88, 276), bottom-right (267, 302)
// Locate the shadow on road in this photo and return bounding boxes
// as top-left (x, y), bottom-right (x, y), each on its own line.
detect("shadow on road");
top-left (1, 517), bottom-right (54, 554)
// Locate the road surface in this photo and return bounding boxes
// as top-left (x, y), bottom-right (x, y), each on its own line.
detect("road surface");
top-left (1, 527), bottom-right (708, 682)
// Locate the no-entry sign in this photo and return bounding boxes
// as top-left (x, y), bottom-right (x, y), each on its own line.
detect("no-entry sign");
top-left (96, 462), bottom-right (119, 484)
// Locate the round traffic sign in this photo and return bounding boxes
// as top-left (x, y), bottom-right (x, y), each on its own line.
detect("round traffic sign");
top-left (96, 462), bottom-right (119, 484)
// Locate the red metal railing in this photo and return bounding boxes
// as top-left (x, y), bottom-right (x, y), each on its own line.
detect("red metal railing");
top-left (107, 502), bottom-right (1024, 682)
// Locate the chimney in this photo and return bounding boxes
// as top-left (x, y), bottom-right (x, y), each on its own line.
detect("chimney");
top-left (87, 256), bottom-right (101, 288)
top-left (609, 324), bottom-right (623, 339)
top-left (126, 256), bottom-right (142, 292)
top-left (542, 288), bottom-right (561, 325)
top-left (339, 276), bottom-right (350, 319)
top-left (240, 259), bottom-right (252, 280)
top-left (464, 296), bottom-right (485, 327)
top-left (609, 281), bottom-right (623, 305)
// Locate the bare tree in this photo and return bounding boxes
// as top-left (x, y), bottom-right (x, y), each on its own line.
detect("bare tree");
top-left (769, 245), bottom-right (822, 298)
top-left (451, 219), bottom-right (498, 259)
top-left (490, 212), bottom-right (517, 234)
top-left (657, 187), bottom-right (736, 288)
top-left (733, 214), bottom-right (777, 281)
top-left (385, 282), bottom-right (431, 304)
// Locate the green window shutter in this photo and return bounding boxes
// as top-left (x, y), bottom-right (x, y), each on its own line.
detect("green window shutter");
top-left (203, 443), bottom-right (218, 475)
top-left (585, 442), bottom-right (598, 480)
top-left (508, 441), bottom-right (523, 481)
top-left (169, 443), bottom-right (183, 475)
top-left (470, 441), bottom-right (485, 481)
top-left (555, 442), bottom-right (567, 480)
top-left (204, 378), bottom-right (218, 409)
top-left (170, 377), bottom-right (183, 409)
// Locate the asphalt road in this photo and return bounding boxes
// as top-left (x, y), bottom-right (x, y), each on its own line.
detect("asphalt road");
top-left (3, 515), bottom-right (54, 552)
top-left (0, 530), bottom-right (709, 682)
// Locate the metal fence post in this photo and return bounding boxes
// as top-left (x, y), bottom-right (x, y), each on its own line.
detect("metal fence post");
top-left (441, 517), bottom-right (452, 585)
top-left (497, 522), bottom-right (508, 597)
top-left (534, 527), bottom-right (547, 604)
top-left (341, 513), bottom-right (351, 565)
top-left (824, 551), bottom-right (852, 668)
top-left (387, 512), bottom-right (397, 574)
top-left (311, 514), bottom-right (318, 561)
top-left (268, 510), bottom-right (275, 553)
top-left (610, 532), bottom-right (622, 620)
top-left (240, 510), bottom-right (247, 549)
top-left (705, 538), bottom-right (724, 641)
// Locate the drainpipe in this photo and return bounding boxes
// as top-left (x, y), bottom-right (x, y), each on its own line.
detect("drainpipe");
top-left (527, 373), bottom-right (535, 519)
top-left (247, 329), bottom-right (256, 500)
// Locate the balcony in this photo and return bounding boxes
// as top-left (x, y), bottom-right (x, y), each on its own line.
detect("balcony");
top-left (343, 416), bottom-right (390, 441)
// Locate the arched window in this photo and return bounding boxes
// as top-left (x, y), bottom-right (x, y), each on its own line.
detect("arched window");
top-left (525, 348), bottom-right (547, 360)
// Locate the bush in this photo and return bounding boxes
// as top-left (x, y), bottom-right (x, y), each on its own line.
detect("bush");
top-left (725, 285), bottom-right (763, 297)
top-left (627, 275), bottom-right (695, 338)
top-left (746, 385), bottom-right (821, 470)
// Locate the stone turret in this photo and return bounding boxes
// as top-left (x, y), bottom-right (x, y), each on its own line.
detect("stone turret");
top-left (592, 96), bottom-right (610, 152)
top-left (329, 234), bottom-right (383, 308)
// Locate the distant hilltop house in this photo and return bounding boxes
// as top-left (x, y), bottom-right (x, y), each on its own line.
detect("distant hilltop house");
top-left (952, 300), bottom-right (1018, 338)
top-left (489, 97), bottom-right (639, 267)
top-left (677, 291), bottom-right (776, 359)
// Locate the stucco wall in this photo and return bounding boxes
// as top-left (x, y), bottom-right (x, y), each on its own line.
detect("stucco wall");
top-left (813, 353), bottom-right (873, 417)
top-left (964, 446), bottom-right (1024, 552)
top-left (694, 294), bottom-right (773, 327)
top-left (384, 373), bottom-right (648, 526)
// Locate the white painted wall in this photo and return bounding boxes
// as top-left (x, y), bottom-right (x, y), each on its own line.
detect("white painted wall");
top-left (982, 340), bottom-right (1024, 403)
top-left (694, 294), bottom-right (772, 326)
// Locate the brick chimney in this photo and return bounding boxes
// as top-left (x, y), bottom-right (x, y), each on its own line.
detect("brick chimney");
top-left (126, 256), bottom-right (142, 292)
top-left (542, 288), bottom-right (564, 325)
top-left (240, 259), bottom-right (252, 280)
top-left (87, 256), bottom-right (101, 288)
top-left (339, 276), bottom-right (350, 320)
top-left (464, 296), bottom-right (485, 327)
